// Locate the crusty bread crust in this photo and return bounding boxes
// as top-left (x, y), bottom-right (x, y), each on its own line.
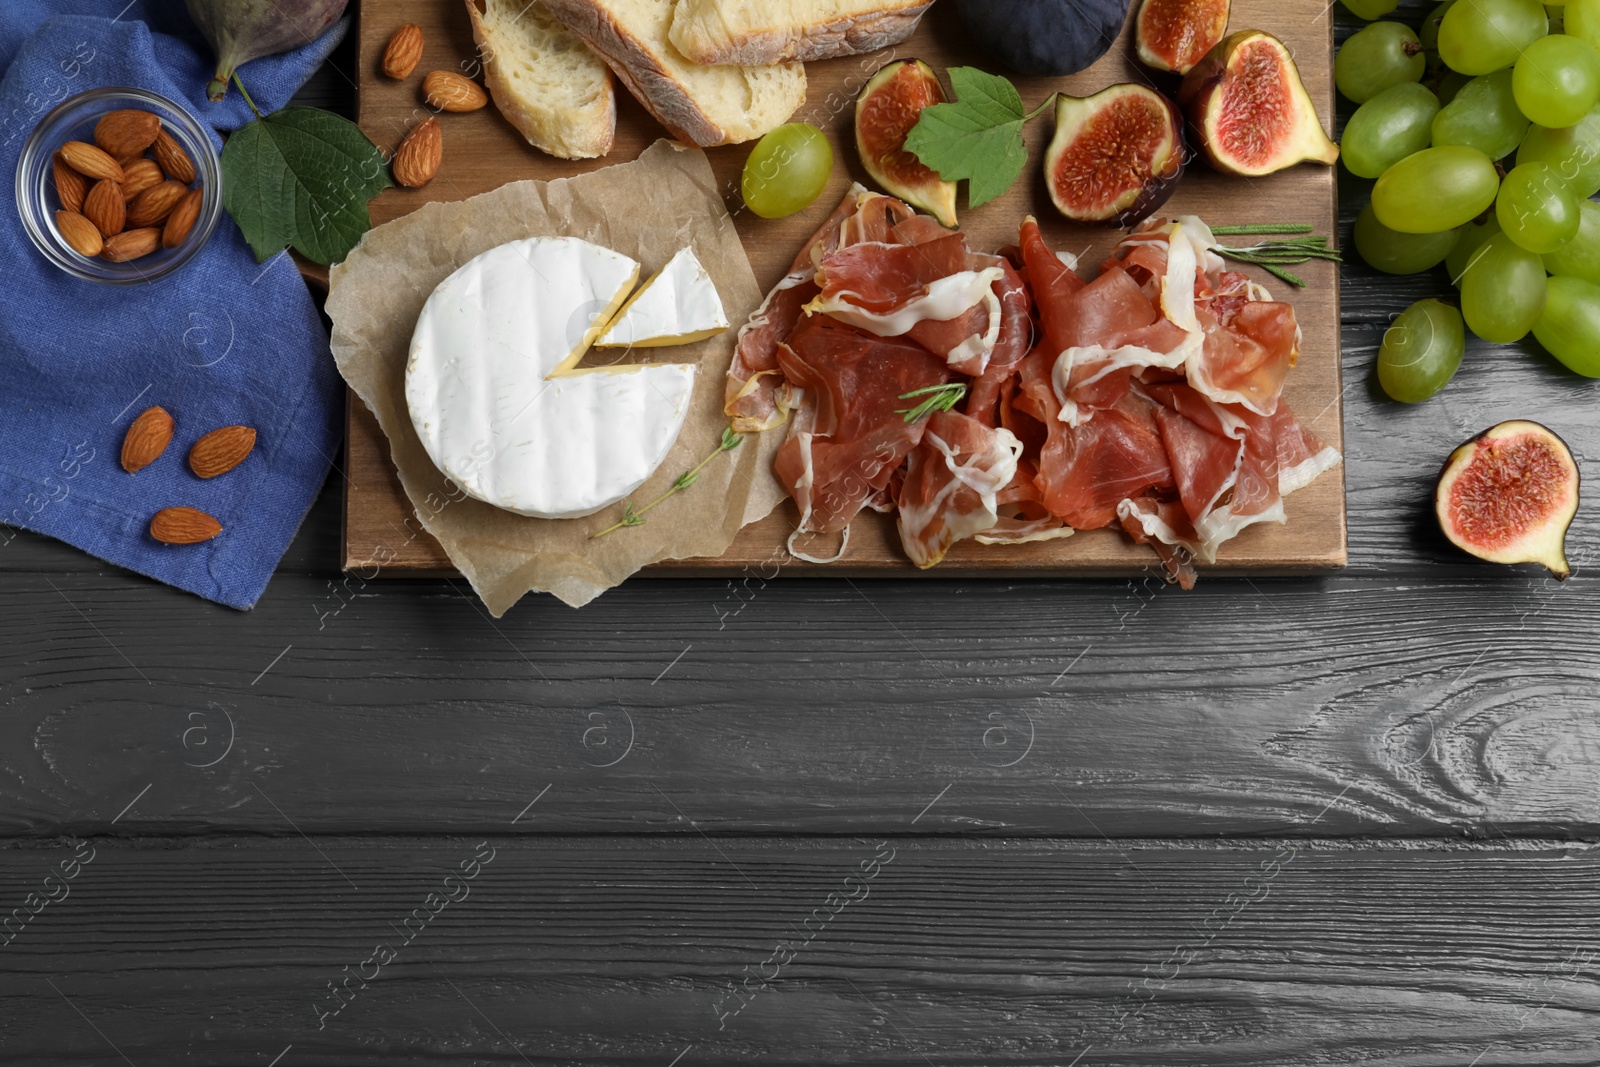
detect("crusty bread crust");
top-left (669, 1), bottom-right (933, 65)
top-left (541, 0), bottom-right (805, 148)
top-left (466, 0), bottom-right (617, 160)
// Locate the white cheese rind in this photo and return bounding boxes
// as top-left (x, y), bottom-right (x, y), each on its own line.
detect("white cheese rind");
top-left (406, 236), bottom-right (699, 520)
top-left (597, 247), bottom-right (730, 348)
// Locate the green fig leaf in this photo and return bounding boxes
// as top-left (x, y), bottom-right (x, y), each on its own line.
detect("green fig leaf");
top-left (904, 67), bottom-right (1038, 209)
top-left (221, 106), bottom-right (390, 265)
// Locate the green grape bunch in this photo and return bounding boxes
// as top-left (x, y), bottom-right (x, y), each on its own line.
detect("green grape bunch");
top-left (1340, 0), bottom-right (1600, 396)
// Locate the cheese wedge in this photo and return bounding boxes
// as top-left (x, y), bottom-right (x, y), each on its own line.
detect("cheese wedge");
top-left (406, 237), bottom-right (698, 519)
top-left (596, 247), bottom-right (729, 348)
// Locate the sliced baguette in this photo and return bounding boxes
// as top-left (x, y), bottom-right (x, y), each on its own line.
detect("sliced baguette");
top-left (541, 0), bottom-right (806, 147)
top-left (466, 0), bottom-right (617, 160)
top-left (668, 0), bottom-right (933, 65)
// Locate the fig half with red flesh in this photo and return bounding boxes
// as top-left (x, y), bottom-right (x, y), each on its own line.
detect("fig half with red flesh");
top-left (1045, 83), bottom-right (1185, 227)
top-left (1179, 30), bottom-right (1339, 176)
top-left (856, 59), bottom-right (959, 228)
top-left (1435, 420), bottom-right (1580, 578)
top-left (1136, 0), bottom-right (1230, 74)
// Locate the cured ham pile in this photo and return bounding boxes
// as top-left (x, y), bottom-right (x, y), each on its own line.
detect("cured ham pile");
top-left (725, 186), bottom-right (1341, 586)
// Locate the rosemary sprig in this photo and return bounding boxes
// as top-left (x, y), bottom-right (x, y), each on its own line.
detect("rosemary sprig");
top-left (1210, 228), bottom-right (1342, 288)
top-left (591, 427), bottom-right (744, 538)
top-left (896, 382), bottom-right (968, 423)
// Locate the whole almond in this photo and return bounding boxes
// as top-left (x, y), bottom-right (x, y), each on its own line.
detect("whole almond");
top-left (189, 425), bottom-right (256, 479)
top-left (52, 152), bottom-right (87, 212)
top-left (55, 210), bottom-right (104, 257)
top-left (121, 406), bottom-right (174, 473)
top-left (151, 129), bottom-right (195, 184)
top-left (101, 227), bottom-right (162, 263)
top-left (83, 179), bottom-right (125, 237)
top-left (150, 506), bottom-right (222, 545)
top-left (127, 180), bottom-right (188, 228)
top-left (393, 118), bottom-right (442, 188)
top-left (383, 23), bottom-right (424, 79)
top-left (121, 158), bottom-right (164, 201)
top-left (95, 109), bottom-right (161, 158)
top-left (422, 70), bottom-right (487, 113)
top-left (60, 140), bottom-right (124, 183)
top-left (162, 187), bottom-right (204, 249)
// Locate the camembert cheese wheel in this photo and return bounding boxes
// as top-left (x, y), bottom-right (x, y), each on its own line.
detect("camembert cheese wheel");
top-left (405, 236), bottom-right (698, 519)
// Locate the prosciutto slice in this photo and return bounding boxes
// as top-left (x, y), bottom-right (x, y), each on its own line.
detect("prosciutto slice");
top-left (725, 186), bottom-right (864, 432)
top-left (773, 315), bottom-right (949, 534)
top-left (896, 410), bottom-right (1023, 568)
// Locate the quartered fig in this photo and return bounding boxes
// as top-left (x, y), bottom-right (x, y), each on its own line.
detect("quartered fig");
top-left (1136, 0), bottom-right (1231, 74)
top-left (954, 0), bottom-right (1133, 77)
top-left (185, 0), bottom-right (348, 102)
top-left (1435, 420), bottom-right (1580, 578)
top-left (1178, 30), bottom-right (1339, 176)
top-left (1045, 83), bottom-right (1184, 227)
top-left (856, 59), bottom-right (959, 228)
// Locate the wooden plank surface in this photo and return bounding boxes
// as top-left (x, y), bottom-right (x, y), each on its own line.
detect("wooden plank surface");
top-left (6, 562), bottom-right (1598, 838)
top-left (4, 839), bottom-right (1599, 1067)
top-left (342, 0), bottom-right (1345, 576)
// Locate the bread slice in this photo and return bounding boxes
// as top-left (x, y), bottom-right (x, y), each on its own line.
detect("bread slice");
top-left (668, 0), bottom-right (934, 65)
top-left (540, 0), bottom-right (806, 147)
top-left (466, 0), bottom-right (617, 160)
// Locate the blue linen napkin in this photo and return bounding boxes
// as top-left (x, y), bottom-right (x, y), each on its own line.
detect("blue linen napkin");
top-left (0, 2), bottom-right (348, 609)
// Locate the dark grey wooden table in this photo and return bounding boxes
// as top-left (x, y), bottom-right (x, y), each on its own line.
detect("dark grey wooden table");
top-left (5, 6), bottom-right (1599, 1064)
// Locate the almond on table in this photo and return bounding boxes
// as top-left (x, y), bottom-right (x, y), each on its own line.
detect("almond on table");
top-left (423, 70), bottom-right (487, 112)
top-left (188, 425), bottom-right (256, 479)
top-left (149, 506), bottom-right (222, 545)
top-left (393, 118), bottom-right (442, 188)
top-left (121, 406), bottom-right (175, 473)
top-left (383, 22), bottom-right (424, 79)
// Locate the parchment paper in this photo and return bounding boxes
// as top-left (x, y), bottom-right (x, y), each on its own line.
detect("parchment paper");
top-left (327, 141), bottom-right (785, 614)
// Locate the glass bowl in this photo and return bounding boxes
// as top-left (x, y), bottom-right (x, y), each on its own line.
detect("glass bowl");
top-left (16, 86), bottom-right (223, 284)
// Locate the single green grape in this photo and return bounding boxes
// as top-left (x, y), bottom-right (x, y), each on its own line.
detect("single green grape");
top-left (1340, 0), bottom-right (1400, 16)
top-left (1518, 105), bottom-right (1600, 197)
top-left (1543, 197), bottom-right (1600, 282)
top-left (1496, 161), bottom-right (1581, 252)
top-left (1437, 0), bottom-right (1547, 75)
top-left (1512, 34), bottom-right (1600, 127)
top-left (1562, 0), bottom-right (1600, 51)
top-left (1336, 22), bottom-right (1427, 103)
top-left (1431, 69), bottom-right (1529, 159)
top-left (741, 123), bottom-right (834, 219)
top-left (1372, 145), bottom-right (1501, 233)
top-left (1354, 203), bottom-right (1460, 273)
top-left (1378, 298), bottom-right (1467, 402)
top-left (1460, 233), bottom-right (1549, 342)
top-left (1343, 83), bottom-right (1441, 178)
top-left (1447, 215), bottom-right (1504, 285)
top-left (1533, 275), bottom-right (1600, 375)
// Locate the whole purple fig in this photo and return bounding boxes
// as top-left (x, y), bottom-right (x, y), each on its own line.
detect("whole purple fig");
top-left (185, 0), bottom-right (349, 102)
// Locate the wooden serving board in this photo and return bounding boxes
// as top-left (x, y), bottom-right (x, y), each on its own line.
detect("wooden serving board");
top-left (342, 0), bottom-right (1344, 577)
